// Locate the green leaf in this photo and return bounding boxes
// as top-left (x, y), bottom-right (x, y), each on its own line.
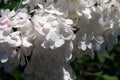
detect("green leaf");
top-left (97, 53), bottom-right (106, 63)
top-left (102, 75), bottom-right (118, 80)
top-left (11, 69), bottom-right (23, 80)
top-left (93, 71), bottom-right (103, 77)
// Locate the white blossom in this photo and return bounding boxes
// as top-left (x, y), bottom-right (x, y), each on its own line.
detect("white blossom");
top-left (32, 4), bottom-right (75, 49)
top-left (0, 0), bottom-right (120, 80)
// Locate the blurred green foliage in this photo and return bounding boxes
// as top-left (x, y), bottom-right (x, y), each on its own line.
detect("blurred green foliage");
top-left (0, 0), bottom-right (22, 10)
top-left (0, 1), bottom-right (120, 80)
top-left (71, 41), bottom-right (120, 80)
top-left (11, 69), bottom-right (23, 80)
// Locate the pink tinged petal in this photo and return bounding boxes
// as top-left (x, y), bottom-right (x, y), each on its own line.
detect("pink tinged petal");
top-left (0, 17), bottom-right (9, 27)
top-left (35, 27), bottom-right (45, 35)
top-left (50, 28), bottom-right (56, 32)
top-left (33, 19), bottom-right (40, 27)
top-left (54, 39), bottom-right (65, 48)
top-left (42, 28), bottom-right (50, 34)
top-left (9, 19), bottom-right (18, 26)
top-left (48, 14), bottom-right (57, 20)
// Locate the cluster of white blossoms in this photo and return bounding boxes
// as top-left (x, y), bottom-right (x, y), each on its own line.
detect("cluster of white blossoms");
top-left (0, 0), bottom-right (120, 80)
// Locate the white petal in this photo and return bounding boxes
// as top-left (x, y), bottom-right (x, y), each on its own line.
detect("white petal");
top-left (18, 13), bottom-right (27, 19)
top-left (55, 39), bottom-right (65, 48)
top-left (20, 8), bottom-right (28, 13)
top-left (87, 43), bottom-right (92, 49)
top-left (10, 31), bottom-right (20, 36)
top-left (65, 19), bottom-right (73, 25)
top-left (82, 8), bottom-right (91, 19)
top-left (46, 31), bottom-right (59, 41)
top-left (1, 9), bottom-right (10, 16)
top-left (7, 39), bottom-right (17, 46)
top-left (0, 54), bottom-right (8, 63)
top-left (81, 42), bottom-right (87, 51)
top-left (35, 27), bottom-right (45, 35)
top-left (70, 41), bottom-right (73, 50)
top-left (91, 6), bottom-right (96, 12)
top-left (95, 35), bottom-right (104, 44)
top-left (1, 58), bottom-right (8, 63)
top-left (49, 20), bottom-right (59, 26)
top-left (11, 50), bottom-right (17, 57)
top-left (66, 53), bottom-right (72, 62)
top-left (63, 33), bottom-right (75, 40)
top-left (22, 37), bottom-right (32, 47)
top-left (38, 4), bottom-right (43, 9)
top-left (8, 10), bottom-right (16, 17)
top-left (76, 10), bottom-right (82, 16)
top-left (45, 9), bottom-right (63, 15)
top-left (43, 23), bottom-right (51, 29)
top-left (22, 0), bottom-right (30, 4)
top-left (41, 40), bottom-right (54, 48)
top-left (0, 31), bottom-right (4, 40)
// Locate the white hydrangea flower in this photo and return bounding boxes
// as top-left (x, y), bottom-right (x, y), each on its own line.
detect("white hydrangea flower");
top-left (73, 0), bottom-right (120, 59)
top-left (0, 9), bottom-right (18, 55)
top-left (32, 4), bottom-right (75, 49)
top-left (0, 8), bottom-right (34, 71)
top-left (0, 0), bottom-right (120, 80)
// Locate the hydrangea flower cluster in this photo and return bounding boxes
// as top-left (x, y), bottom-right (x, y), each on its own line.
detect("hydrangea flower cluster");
top-left (0, 0), bottom-right (120, 80)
